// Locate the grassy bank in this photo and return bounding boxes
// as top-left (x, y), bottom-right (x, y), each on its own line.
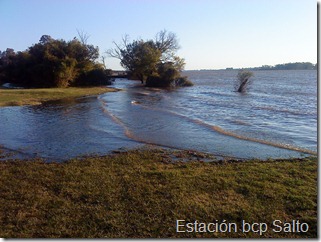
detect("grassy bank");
top-left (0, 87), bottom-right (117, 107)
top-left (0, 148), bottom-right (317, 238)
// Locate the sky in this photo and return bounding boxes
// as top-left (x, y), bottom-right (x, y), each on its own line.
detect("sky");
top-left (0, 0), bottom-right (317, 70)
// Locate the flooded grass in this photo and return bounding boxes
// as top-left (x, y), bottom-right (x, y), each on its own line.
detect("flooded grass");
top-left (0, 87), bottom-right (117, 106)
top-left (0, 148), bottom-right (317, 238)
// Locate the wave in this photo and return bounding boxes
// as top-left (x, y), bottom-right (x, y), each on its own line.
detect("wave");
top-left (191, 119), bottom-right (317, 155)
top-left (255, 105), bottom-right (316, 116)
top-left (98, 96), bottom-right (133, 136)
top-left (131, 100), bottom-right (141, 105)
top-left (98, 98), bottom-right (237, 158)
top-left (229, 119), bottom-right (251, 126)
top-left (99, 89), bottom-right (316, 156)
top-left (111, 98), bottom-right (316, 155)
top-left (88, 124), bottom-right (135, 143)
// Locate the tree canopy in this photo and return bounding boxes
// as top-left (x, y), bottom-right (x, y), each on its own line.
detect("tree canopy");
top-left (0, 35), bottom-right (111, 88)
top-left (107, 30), bottom-right (192, 88)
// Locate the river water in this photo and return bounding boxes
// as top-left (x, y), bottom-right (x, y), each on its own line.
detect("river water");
top-left (0, 70), bottom-right (317, 160)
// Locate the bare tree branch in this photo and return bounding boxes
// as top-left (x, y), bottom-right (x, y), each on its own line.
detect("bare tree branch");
top-left (77, 29), bottom-right (90, 45)
top-left (106, 35), bottom-right (131, 60)
top-left (155, 30), bottom-right (180, 53)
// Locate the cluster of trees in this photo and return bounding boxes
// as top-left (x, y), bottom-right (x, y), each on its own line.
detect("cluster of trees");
top-left (0, 34), bottom-right (111, 88)
top-left (0, 30), bottom-right (191, 89)
top-left (107, 30), bottom-right (193, 88)
top-left (258, 62), bottom-right (317, 70)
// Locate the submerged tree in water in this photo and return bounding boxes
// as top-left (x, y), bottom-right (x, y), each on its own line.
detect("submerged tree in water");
top-left (235, 70), bottom-right (254, 93)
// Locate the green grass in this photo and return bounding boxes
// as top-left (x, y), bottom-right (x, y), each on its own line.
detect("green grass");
top-left (0, 87), bottom-right (117, 106)
top-left (0, 148), bottom-right (317, 238)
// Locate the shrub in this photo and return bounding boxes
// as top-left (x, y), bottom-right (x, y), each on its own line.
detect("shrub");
top-left (235, 70), bottom-right (254, 93)
top-left (146, 75), bottom-right (193, 88)
top-left (74, 68), bottom-right (112, 87)
top-left (174, 76), bottom-right (194, 87)
top-left (145, 62), bottom-right (193, 88)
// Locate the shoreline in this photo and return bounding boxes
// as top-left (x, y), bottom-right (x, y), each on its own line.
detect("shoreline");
top-left (0, 86), bottom-right (119, 107)
top-left (0, 142), bottom-right (316, 163)
top-left (0, 144), bottom-right (316, 163)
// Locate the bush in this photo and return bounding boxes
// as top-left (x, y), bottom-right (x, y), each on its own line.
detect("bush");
top-left (174, 76), bottom-right (194, 87)
top-left (146, 75), bottom-right (193, 88)
top-left (74, 68), bottom-right (112, 87)
top-left (54, 58), bottom-right (78, 88)
top-left (145, 62), bottom-right (193, 88)
top-left (235, 70), bottom-right (254, 93)
top-left (146, 75), bottom-right (164, 87)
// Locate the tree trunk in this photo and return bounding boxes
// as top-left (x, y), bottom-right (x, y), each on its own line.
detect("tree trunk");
top-left (237, 78), bottom-right (248, 92)
top-left (138, 74), bottom-right (144, 84)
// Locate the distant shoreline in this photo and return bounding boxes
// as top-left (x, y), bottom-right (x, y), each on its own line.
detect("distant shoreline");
top-left (186, 62), bottom-right (317, 71)
top-left (187, 69), bottom-right (317, 71)
top-left (188, 69), bottom-right (317, 71)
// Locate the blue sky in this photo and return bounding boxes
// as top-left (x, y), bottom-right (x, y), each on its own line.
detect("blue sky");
top-left (0, 0), bottom-right (316, 70)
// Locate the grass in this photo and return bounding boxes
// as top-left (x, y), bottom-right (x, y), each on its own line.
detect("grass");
top-left (0, 87), bottom-right (117, 106)
top-left (0, 148), bottom-right (317, 238)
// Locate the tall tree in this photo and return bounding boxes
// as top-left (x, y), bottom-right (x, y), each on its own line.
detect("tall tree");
top-left (107, 30), bottom-right (191, 87)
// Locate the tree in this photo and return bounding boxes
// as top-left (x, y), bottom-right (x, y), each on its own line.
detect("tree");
top-left (122, 40), bottom-right (161, 83)
top-left (235, 70), bottom-right (254, 93)
top-left (108, 37), bottom-right (159, 83)
top-left (0, 34), bottom-right (111, 88)
top-left (107, 30), bottom-right (192, 87)
top-left (77, 29), bottom-right (90, 45)
top-left (39, 35), bottom-right (53, 44)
